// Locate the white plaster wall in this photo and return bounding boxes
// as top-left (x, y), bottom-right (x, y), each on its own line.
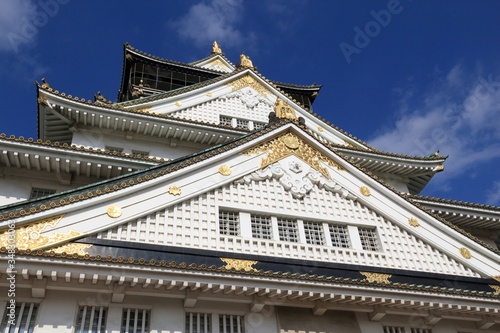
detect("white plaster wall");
top-left (96, 179), bottom-right (479, 277)
top-left (34, 290), bottom-right (77, 333)
top-left (72, 129), bottom-right (203, 160)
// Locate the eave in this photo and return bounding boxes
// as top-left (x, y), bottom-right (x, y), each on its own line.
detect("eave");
top-left (0, 134), bottom-right (160, 180)
top-left (37, 87), bottom-right (246, 147)
top-left (410, 195), bottom-right (500, 231)
top-left (2, 242), bottom-right (500, 326)
top-left (335, 146), bottom-right (446, 194)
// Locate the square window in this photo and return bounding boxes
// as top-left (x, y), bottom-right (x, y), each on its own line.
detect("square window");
top-left (253, 122), bottom-right (266, 130)
top-left (358, 227), bottom-right (380, 251)
top-left (219, 211), bottom-right (240, 236)
top-left (185, 313), bottom-right (211, 333)
top-left (328, 224), bottom-right (351, 248)
top-left (219, 314), bottom-right (244, 333)
top-left (105, 146), bottom-right (124, 153)
top-left (75, 306), bottom-right (107, 333)
top-left (219, 116), bottom-right (232, 127)
top-left (250, 214), bottom-right (272, 240)
top-left (277, 218), bottom-right (299, 242)
top-left (121, 308), bottom-right (150, 333)
top-left (29, 187), bottom-right (56, 199)
top-left (0, 302), bottom-right (38, 333)
top-left (303, 221), bottom-right (325, 245)
top-left (131, 150), bottom-right (149, 157)
top-left (383, 327), bottom-right (406, 333)
top-left (235, 118), bottom-right (249, 129)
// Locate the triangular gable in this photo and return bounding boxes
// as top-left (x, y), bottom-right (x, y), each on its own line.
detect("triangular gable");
top-left (122, 69), bottom-right (371, 149)
top-left (1, 122), bottom-right (498, 280)
top-left (192, 54), bottom-right (234, 73)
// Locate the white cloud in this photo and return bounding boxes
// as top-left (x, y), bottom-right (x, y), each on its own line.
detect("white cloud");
top-left (0, 0), bottom-right (37, 52)
top-left (171, 0), bottom-right (245, 49)
top-left (487, 181), bottom-right (500, 206)
top-left (369, 65), bottom-right (500, 183)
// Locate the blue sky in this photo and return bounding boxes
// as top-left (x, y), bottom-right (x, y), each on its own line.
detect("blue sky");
top-left (0, 0), bottom-right (499, 206)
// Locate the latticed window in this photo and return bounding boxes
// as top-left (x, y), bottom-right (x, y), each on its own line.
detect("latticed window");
top-left (219, 211), bottom-right (240, 236)
top-left (219, 314), bottom-right (244, 333)
top-left (0, 302), bottom-right (38, 333)
top-left (131, 150), bottom-right (149, 157)
top-left (235, 118), bottom-right (249, 129)
top-left (219, 115), bottom-right (232, 127)
top-left (410, 329), bottom-right (432, 333)
top-left (105, 146), bottom-right (124, 153)
top-left (303, 221), bottom-right (325, 245)
top-left (383, 327), bottom-right (406, 333)
top-left (329, 224), bottom-right (351, 248)
top-left (185, 313), bottom-right (211, 333)
top-left (29, 187), bottom-right (56, 199)
top-left (277, 218), bottom-right (299, 242)
top-left (75, 306), bottom-right (107, 333)
top-left (253, 122), bottom-right (266, 130)
top-left (121, 308), bottom-right (150, 333)
top-left (358, 227), bottom-right (380, 251)
top-left (250, 214), bottom-right (272, 240)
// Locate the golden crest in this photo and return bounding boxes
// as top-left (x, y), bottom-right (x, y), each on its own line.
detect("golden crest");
top-left (205, 92), bottom-right (212, 97)
top-left (107, 205), bottom-right (122, 218)
top-left (218, 165), bottom-right (232, 176)
top-left (220, 258), bottom-right (258, 271)
top-left (360, 186), bottom-right (371, 196)
top-left (175, 101), bottom-right (182, 107)
top-left (459, 247), bottom-right (472, 259)
top-left (360, 272), bottom-right (392, 283)
top-left (168, 185), bottom-right (181, 196)
top-left (317, 126), bottom-right (324, 132)
top-left (408, 217), bottom-right (420, 227)
top-left (283, 136), bottom-right (300, 149)
top-left (242, 132), bottom-right (342, 179)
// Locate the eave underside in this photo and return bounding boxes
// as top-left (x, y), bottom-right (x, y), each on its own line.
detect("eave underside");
top-left (2, 240), bottom-right (499, 323)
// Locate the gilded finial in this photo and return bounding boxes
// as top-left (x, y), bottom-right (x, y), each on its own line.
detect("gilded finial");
top-left (212, 41), bottom-right (222, 54)
top-left (239, 53), bottom-right (254, 68)
top-left (41, 78), bottom-right (51, 89)
top-left (274, 98), bottom-right (297, 120)
top-left (94, 91), bottom-right (111, 104)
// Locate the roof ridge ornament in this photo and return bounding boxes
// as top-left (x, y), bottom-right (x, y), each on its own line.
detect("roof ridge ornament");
top-left (239, 53), bottom-right (254, 68)
top-left (212, 40), bottom-right (222, 54)
top-left (274, 98), bottom-right (297, 120)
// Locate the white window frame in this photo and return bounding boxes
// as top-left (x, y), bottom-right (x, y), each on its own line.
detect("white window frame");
top-left (121, 308), bottom-right (150, 333)
top-left (0, 302), bottom-right (38, 333)
top-left (75, 306), bottom-right (107, 333)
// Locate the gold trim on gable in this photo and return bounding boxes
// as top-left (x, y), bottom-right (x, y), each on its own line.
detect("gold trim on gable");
top-left (226, 74), bottom-right (271, 97)
top-left (0, 215), bottom-right (82, 250)
top-left (490, 285), bottom-right (500, 294)
top-left (242, 132), bottom-right (343, 179)
top-left (220, 258), bottom-right (258, 271)
top-left (52, 242), bottom-right (92, 255)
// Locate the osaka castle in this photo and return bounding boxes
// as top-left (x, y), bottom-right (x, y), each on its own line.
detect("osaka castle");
top-left (1, 41), bottom-right (500, 333)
